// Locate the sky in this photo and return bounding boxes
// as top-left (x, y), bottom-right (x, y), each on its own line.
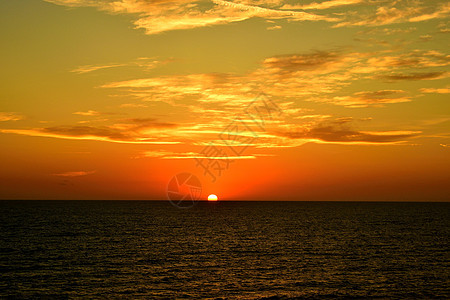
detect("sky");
top-left (0, 0), bottom-right (449, 201)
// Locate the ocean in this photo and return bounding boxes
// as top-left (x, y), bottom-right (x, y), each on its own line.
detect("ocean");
top-left (1, 200), bottom-right (449, 298)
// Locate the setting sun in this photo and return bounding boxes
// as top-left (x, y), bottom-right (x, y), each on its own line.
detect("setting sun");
top-left (208, 194), bottom-right (218, 201)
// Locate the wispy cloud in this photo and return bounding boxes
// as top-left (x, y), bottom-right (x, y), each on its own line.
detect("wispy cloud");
top-left (0, 112), bottom-right (25, 122)
top-left (45, 0), bottom-right (336, 35)
top-left (0, 120), bottom-right (181, 145)
top-left (334, 1), bottom-right (450, 27)
top-left (274, 118), bottom-right (421, 144)
top-left (71, 64), bottom-right (125, 74)
top-left (140, 149), bottom-right (261, 160)
top-left (119, 103), bottom-right (148, 108)
top-left (420, 87), bottom-right (450, 94)
top-left (101, 49), bottom-right (352, 111)
top-left (409, 3), bottom-right (450, 22)
top-left (52, 170), bottom-right (96, 177)
top-left (71, 58), bottom-right (171, 74)
top-left (365, 50), bottom-right (450, 69)
top-left (326, 90), bottom-right (412, 108)
top-left (267, 25), bottom-right (282, 30)
top-left (281, 0), bottom-right (363, 10)
top-left (73, 110), bottom-right (101, 116)
top-left (100, 47), bottom-right (449, 116)
top-left (43, 0), bottom-right (450, 36)
top-left (380, 71), bottom-right (448, 81)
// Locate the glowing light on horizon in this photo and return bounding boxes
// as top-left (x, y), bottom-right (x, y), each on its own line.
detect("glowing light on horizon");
top-left (208, 194), bottom-right (218, 201)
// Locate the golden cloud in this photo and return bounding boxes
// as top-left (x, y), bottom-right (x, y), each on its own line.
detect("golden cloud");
top-left (0, 120), bottom-right (182, 145)
top-left (0, 112), bottom-right (25, 122)
top-left (281, 0), bottom-right (363, 10)
top-left (52, 170), bottom-right (96, 177)
top-left (45, 0), bottom-right (335, 35)
top-left (334, 1), bottom-right (450, 27)
top-left (320, 90), bottom-right (411, 108)
top-left (274, 118), bottom-right (421, 144)
top-left (380, 71), bottom-right (448, 81)
top-left (420, 87), bottom-right (450, 94)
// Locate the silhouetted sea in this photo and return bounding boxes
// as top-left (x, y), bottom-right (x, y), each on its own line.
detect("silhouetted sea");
top-left (1, 201), bottom-right (449, 299)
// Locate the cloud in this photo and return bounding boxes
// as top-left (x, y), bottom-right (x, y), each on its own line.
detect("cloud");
top-left (42, 0), bottom-right (450, 36)
top-left (140, 149), bottom-right (259, 160)
top-left (45, 0), bottom-right (336, 35)
top-left (53, 170), bottom-right (96, 177)
top-left (119, 103), bottom-right (148, 108)
top-left (281, 0), bottom-right (363, 10)
top-left (267, 25), bottom-right (282, 30)
top-left (380, 71), bottom-right (448, 81)
top-left (71, 64), bottom-right (125, 74)
top-left (348, 50), bottom-right (450, 78)
top-left (275, 118), bottom-right (421, 144)
top-left (114, 118), bottom-right (180, 131)
top-left (73, 110), bottom-right (100, 116)
top-left (409, 2), bottom-right (450, 22)
top-left (358, 27), bottom-right (416, 34)
top-left (101, 72), bottom-right (258, 109)
top-left (365, 50), bottom-right (450, 69)
top-left (327, 90), bottom-right (411, 108)
top-left (1, 119), bottom-right (242, 146)
top-left (100, 51), bottom-right (353, 121)
top-left (102, 48), bottom-right (447, 114)
top-left (420, 34), bottom-right (433, 41)
top-left (261, 51), bottom-right (342, 74)
top-left (71, 58), bottom-right (171, 74)
top-left (420, 87), bottom-right (450, 94)
top-left (437, 22), bottom-right (450, 34)
top-left (294, 114), bottom-right (332, 120)
top-left (0, 112), bottom-right (24, 122)
top-left (334, 1), bottom-right (450, 27)
top-left (99, 47), bottom-right (449, 121)
top-left (0, 121), bottom-right (181, 144)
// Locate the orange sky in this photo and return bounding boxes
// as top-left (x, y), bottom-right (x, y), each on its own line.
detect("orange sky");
top-left (0, 0), bottom-right (449, 200)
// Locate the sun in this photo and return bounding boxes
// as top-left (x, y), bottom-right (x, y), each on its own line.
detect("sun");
top-left (207, 194), bottom-right (218, 201)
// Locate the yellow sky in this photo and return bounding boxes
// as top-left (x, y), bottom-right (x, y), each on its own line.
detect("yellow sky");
top-left (0, 0), bottom-right (449, 200)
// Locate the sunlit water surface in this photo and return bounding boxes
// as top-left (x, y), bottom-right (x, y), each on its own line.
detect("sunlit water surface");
top-left (1, 201), bottom-right (449, 298)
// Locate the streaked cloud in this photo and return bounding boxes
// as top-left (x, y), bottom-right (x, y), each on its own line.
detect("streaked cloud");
top-left (327, 90), bottom-right (411, 108)
top-left (101, 49), bottom-right (352, 112)
top-left (380, 71), bottom-right (448, 81)
top-left (437, 22), bottom-right (450, 33)
top-left (267, 25), bottom-right (282, 30)
top-left (365, 50), bottom-right (450, 69)
top-left (420, 87), bottom-right (450, 94)
top-left (71, 58), bottom-right (171, 74)
top-left (71, 64), bottom-right (125, 74)
top-left (281, 0), bottom-right (363, 10)
top-left (334, 1), bottom-right (450, 27)
top-left (52, 170), bottom-right (96, 177)
top-left (409, 3), bottom-right (450, 22)
top-left (0, 112), bottom-right (25, 122)
top-left (140, 149), bottom-right (260, 160)
top-left (119, 103), bottom-right (148, 108)
top-left (0, 120), bottom-right (181, 144)
top-left (73, 110), bottom-right (101, 116)
top-left (42, 0), bottom-right (450, 37)
top-left (274, 118), bottom-right (421, 144)
top-left (100, 47), bottom-right (449, 117)
top-left (45, 0), bottom-right (335, 35)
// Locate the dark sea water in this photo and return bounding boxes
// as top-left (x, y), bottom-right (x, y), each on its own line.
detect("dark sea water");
top-left (1, 201), bottom-right (449, 299)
